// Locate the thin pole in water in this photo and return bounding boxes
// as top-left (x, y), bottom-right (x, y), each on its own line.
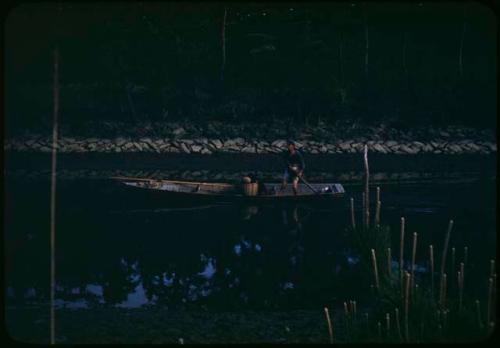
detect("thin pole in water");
top-left (50, 47), bottom-right (59, 345)
top-left (324, 307), bottom-right (334, 343)
top-left (363, 145), bottom-right (370, 229)
top-left (350, 197), bottom-right (356, 229)
top-left (399, 217), bottom-right (405, 296)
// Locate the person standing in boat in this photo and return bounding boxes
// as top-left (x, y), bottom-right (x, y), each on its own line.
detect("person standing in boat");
top-left (280, 140), bottom-right (306, 195)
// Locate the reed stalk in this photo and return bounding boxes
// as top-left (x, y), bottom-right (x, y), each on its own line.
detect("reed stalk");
top-left (349, 300), bottom-right (354, 324)
top-left (386, 313), bottom-right (391, 336)
top-left (371, 249), bottom-right (380, 289)
top-left (395, 308), bottom-right (402, 341)
top-left (463, 246), bottom-right (468, 268)
top-left (458, 271), bottom-right (463, 311)
top-left (439, 274), bottom-right (443, 305)
top-left (440, 220), bottom-right (454, 278)
top-left (350, 197), bottom-right (356, 229)
top-left (362, 192), bottom-right (366, 229)
top-left (459, 262), bottom-right (464, 310)
top-left (375, 200), bottom-right (381, 227)
top-left (343, 301), bottom-right (350, 340)
top-left (404, 271), bottom-right (410, 341)
top-left (400, 217), bottom-right (405, 294)
top-left (430, 245), bottom-right (435, 296)
top-left (324, 307), bottom-right (334, 344)
top-left (487, 277), bottom-right (493, 323)
top-left (50, 47), bottom-right (60, 346)
top-left (451, 247), bottom-right (456, 289)
top-left (411, 232), bottom-right (417, 290)
top-left (475, 300), bottom-right (483, 329)
top-left (442, 273), bottom-right (447, 308)
top-left (387, 247), bottom-right (392, 278)
top-left (493, 274), bottom-right (497, 308)
top-left (375, 186), bottom-right (380, 226)
top-left (220, 7), bottom-right (227, 81)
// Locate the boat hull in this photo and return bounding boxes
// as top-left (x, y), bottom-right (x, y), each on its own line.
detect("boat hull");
top-left (111, 177), bottom-right (345, 207)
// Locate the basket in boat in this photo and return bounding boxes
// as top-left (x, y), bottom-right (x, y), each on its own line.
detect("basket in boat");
top-left (242, 182), bottom-right (258, 196)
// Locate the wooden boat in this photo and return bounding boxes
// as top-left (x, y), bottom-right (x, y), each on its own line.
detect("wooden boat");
top-left (111, 176), bottom-right (345, 204)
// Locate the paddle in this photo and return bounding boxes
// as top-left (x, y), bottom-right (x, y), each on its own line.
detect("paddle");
top-left (297, 173), bottom-right (321, 195)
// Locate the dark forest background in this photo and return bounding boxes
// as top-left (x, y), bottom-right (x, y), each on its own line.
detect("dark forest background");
top-left (4, 1), bottom-right (497, 136)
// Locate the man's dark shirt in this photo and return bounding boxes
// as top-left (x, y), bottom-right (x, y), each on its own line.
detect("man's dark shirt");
top-left (283, 150), bottom-right (305, 172)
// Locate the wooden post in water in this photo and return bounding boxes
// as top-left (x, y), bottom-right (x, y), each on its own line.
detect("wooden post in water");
top-left (463, 246), bottom-right (468, 268)
top-left (371, 249), bottom-right (380, 289)
top-left (220, 7), bottom-right (227, 81)
top-left (459, 262), bottom-right (465, 310)
top-left (451, 247), bottom-right (456, 288)
top-left (442, 273), bottom-right (448, 308)
top-left (363, 145), bottom-right (370, 229)
top-left (387, 247), bottom-right (392, 277)
top-left (411, 232), bottom-right (418, 290)
top-left (400, 217), bottom-right (405, 295)
top-left (350, 197), bottom-right (356, 230)
top-left (487, 277), bottom-right (493, 324)
top-left (50, 47), bottom-right (59, 345)
top-left (324, 307), bottom-right (334, 343)
top-left (429, 245), bottom-right (434, 296)
top-left (362, 192), bottom-right (366, 229)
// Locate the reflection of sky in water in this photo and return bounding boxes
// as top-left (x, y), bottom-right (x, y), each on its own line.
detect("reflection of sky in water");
top-left (6, 179), bottom-right (495, 311)
top-left (116, 282), bottom-right (149, 308)
top-left (198, 257), bottom-right (216, 279)
top-left (86, 284), bottom-right (104, 297)
top-left (234, 240), bottom-right (262, 257)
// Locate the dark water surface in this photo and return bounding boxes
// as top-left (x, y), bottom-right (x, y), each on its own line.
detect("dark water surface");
top-left (4, 167), bottom-right (497, 342)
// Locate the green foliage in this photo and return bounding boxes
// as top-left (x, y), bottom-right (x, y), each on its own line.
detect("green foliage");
top-left (4, 2), bottom-right (496, 132)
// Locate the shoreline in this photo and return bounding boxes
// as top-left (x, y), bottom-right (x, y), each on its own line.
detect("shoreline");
top-left (5, 122), bottom-right (497, 155)
top-left (5, 136), bottom-right (497, 155)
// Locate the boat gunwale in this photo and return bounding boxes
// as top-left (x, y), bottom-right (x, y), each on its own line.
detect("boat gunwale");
top-left (112, 176), bottom-right (345, 198)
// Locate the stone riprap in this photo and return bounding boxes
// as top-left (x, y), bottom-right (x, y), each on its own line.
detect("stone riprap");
top-left (3, 136), bottom-right (497, 155)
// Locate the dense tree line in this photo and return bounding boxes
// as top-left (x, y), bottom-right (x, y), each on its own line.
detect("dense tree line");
top-left (4, 2), bottom-right (496, 134)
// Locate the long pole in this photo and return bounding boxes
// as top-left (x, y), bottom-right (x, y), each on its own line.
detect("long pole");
top-left (458, 3), bottom-right (466, 78)
top-left (220, 7), bottom-right (227, 81)
top-left (50, 47), bottom-right (59, 345)
top-left (298, 175), bottom-right (319, 194)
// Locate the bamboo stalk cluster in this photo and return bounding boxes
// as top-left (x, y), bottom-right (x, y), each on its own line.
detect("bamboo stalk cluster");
top-left (331, 146), bottom-right (496, 343)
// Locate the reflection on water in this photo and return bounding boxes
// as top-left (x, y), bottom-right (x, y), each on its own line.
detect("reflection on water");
top-left (5, 177), bottom-right (497, 311)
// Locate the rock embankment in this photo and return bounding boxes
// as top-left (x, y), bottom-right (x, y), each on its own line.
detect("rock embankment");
top-left (4, 136), bottom-right (497, 155)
